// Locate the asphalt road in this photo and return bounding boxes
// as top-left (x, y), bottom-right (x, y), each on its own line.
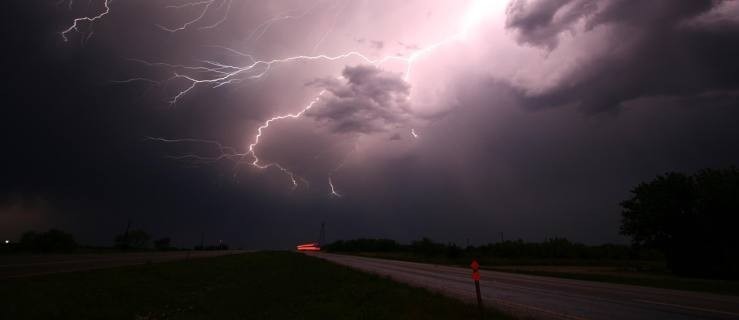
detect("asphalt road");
top-left (313, 253), bottom-right (739, 320)
top-left (0, 250), bottom-right (244, 279)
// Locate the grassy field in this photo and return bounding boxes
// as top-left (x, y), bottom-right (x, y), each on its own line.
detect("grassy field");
top-left (340, 252), bottom-right (739, 296)
top-left (0, 251), bottom-right (510, 320)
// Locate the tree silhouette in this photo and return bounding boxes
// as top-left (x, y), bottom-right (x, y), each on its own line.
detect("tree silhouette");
top-left (154, 237), bottom-right (172, 251)
top-left (19, 229), bottom-right (77, 253)
top-left (114, 229), bottom-right (150, 249)
top-left (621, 167), bottom-right (739, 278)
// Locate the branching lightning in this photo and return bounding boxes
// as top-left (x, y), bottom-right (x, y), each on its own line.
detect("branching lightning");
top-left (61, 0), bottom-right (497, 196)
top-left (146, 137), bottom-right (242, 164)
top-left (158, 0), bottom-right (233, 32)
top-left (246, 1), bottom-right (324, 44)
top-left (60, 0), bottom-right (111, 42)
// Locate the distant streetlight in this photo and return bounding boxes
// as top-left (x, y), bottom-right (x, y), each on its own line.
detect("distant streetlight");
top-left (4, 240), bottom-right (8, 244)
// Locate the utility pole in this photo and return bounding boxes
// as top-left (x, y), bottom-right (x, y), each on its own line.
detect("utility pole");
top-left (318, 222), bottom-right (326, 245)
top-left (122, 219), bottom-right (131, 250)
top-left (500, 232), bottom-right (504, 243)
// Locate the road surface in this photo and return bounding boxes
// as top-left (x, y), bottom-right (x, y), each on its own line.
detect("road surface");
top-left (0, 250), bottom-right (244, 279)
top-left (313, 253), bottom-right (739, 320)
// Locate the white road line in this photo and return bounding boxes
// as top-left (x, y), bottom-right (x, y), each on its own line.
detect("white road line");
top-left (634, 299), bottom-right (739, 317)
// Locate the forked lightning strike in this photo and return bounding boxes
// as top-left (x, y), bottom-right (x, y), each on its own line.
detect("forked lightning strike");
top-left (60, 0), bottom-right (111, 42)
top-left (245, 91), bottom-right (328, 188)
top-left (135, 49), bottom-right (412, 104)
top-left (158, 0), bottom-right (233, 32)
top-left (246, 1), bottom-right (323, 43)
top-left (146, 137), bottom-right (243, 164)
top-left (61, 0), bottom-right (496, 196)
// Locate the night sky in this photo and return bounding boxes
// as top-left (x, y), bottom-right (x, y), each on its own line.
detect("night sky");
top-left (3, 0), bottom-right (739, 249)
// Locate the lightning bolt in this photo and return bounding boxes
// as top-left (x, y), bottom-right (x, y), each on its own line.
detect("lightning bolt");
top-left (244, 91), bottom-right (329, 188)
top-left (130, 49), bottom-right (412, 105)
top-left (60, 0), bottom-right (111, 42)
top-left (230, 0), bottom-right (492, 194)
top-left (246, 1), bottom-right (325, 44)
top-left (157, 0), bottom-right (233, 32)
top-left (312, 0), bottom-right (349, 53)
top-left (145, 137), bottom-right (242, 164)
top-left (328, 177), bottom-right (342, 197)
top-left (62, 0), bottom-right (497, 196)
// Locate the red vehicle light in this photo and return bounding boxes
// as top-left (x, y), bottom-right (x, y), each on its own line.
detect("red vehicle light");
top-left (296, 242), bottom-right (321, 251)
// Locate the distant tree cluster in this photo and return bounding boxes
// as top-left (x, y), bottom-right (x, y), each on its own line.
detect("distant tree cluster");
top-left (113, 230), bottom-right (187, 251)
top-left (475, 238), bottom-right (655, 260)
top-left (194, 242), bottom-right (230, 251)
top-left (621, 167), bottom-right (739, 279)
top-left (154, 237), bottom-right (172, 251)
top-left (324, 239), bottom-right (401, 252)
top-left (114, 229), bottom-right (151, 250)
top-left (410, 238), bottom-right (455, 257)
top-left (323, 237), bottom-right (656, 263)
top-left (2, 225), bottom-right (218, 254)
top-left (17, 229), bottom-right (78, 253)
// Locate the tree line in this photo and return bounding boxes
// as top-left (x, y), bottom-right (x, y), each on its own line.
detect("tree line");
top-left (327, 167), bottom-right (739, 279)
top-left (324, 237), bottom-right (660, 262)
top-left (1, 228), bottom-right (229, 253)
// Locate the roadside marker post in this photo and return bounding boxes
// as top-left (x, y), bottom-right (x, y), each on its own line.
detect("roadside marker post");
top-left (471, 259), bottom-right (483, 319)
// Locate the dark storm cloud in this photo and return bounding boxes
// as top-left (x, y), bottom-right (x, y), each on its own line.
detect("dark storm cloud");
top-left (505, 0), bottom-right (739, 112)
top-left (306, 65), bottom-right (411, 134)
top-left (506, 0), bottom-right (598, 49)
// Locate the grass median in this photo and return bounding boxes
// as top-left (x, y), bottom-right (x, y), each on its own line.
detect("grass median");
top-left (1, 251), bottom-right (510, 320)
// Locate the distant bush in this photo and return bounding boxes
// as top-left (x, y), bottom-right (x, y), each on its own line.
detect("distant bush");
top-left (195, 243), bottom-right (230, 251)
top-left (154, 237), bottom-right (172, 251)
top-left (410, 238), bottom-right (447, 256)
top-left (18, 229), bottom-right (77, 253)
top-left (114, 229), bottom-right (151, 250)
